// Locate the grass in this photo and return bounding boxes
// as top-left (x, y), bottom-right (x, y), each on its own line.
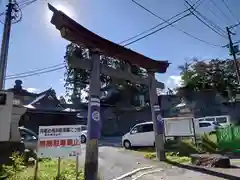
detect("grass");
top-left (143, 150), bottom-right (191, 164)
top-left (1, 153), bottom-right (101, 180)
top-left (136, 134), bottom-right (218, 165)
top-left (18, 159), bottom-right (84, 180)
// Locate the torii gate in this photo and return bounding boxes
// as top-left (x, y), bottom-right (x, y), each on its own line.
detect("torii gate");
top-left (48, 4), bottom-right (169, 180)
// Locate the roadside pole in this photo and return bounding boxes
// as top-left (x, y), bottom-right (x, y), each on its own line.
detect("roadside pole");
top-left (0, 0), bottom-right (13, 90)
top-left (226, 27), bottom-right (240, 84)
top-left (84, 52), bottom-right (101, 180)
top-left (148, 72), bottom-right (165, 161)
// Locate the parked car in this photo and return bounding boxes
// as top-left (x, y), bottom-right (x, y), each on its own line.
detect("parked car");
top-left (122, 120), bottom-right (221, 149)
top-left (197, 120), bottom-right (221, 135)
top-left (196, 115), bottom-right (230, 127)
top-left (19, 126), bottom-right (38, 152)
top-left (122, 122), bottom-right (155, 149)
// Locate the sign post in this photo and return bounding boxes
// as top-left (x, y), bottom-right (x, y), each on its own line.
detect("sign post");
top-left (33, 158), bottom-right (39, 180)
top-left (37, 125), bottom-right (82, 158)
top-left (57, 157), bottom-right (61, 180)
top-left (76, 156), bottom-right (79, 180)
top-left (36, 125), bottom-right (82, 179)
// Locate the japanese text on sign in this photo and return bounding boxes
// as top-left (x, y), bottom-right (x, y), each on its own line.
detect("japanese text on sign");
top-left (37, 125), bottom-right (82, 158)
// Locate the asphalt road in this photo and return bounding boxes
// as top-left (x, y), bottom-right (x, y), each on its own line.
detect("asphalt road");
top-left (79, 138), bottom-right (163, 179)
top-left (78, 138), bottom-right (240, 180)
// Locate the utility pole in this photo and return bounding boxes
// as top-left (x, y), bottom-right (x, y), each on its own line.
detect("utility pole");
top-left (0, 0), bottom-right (14, 90)
top-left (226, 27), bottom-right (240, 84)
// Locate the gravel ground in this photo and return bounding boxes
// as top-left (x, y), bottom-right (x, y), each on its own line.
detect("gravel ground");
top-left (78, 139), bottom-right (240, 180)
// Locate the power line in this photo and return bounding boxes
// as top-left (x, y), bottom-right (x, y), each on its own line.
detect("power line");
top-left (123, 13), bottom-right (191, 46)
top-left (204, 2), bottom-right (227, 23)
top-left (5, 0), bottom-right (223, 80)
top-left (18, 0), bottom-right (37, 8)
top-left (6, 63), bottom-right (64, 77)
top-left (221, 0), bottom-right (239, 23)
top-left (185, 0), bottom-right (227, 39)
top-left (5, 66), bottom-right (64, 80)
top-left (119, 7), bottom-right (192, 45)
top-left (194, 9), bottom-right (226, 35)
top-left (131, 0), bottom-right (222, 47)
top-left (209, 0), bottom-right (233, 22)
top-left (6, 13), bottom-right (190, 80)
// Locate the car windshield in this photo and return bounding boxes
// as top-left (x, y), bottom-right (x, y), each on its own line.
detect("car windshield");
top-left (216, 117), bottom-right (227, 124)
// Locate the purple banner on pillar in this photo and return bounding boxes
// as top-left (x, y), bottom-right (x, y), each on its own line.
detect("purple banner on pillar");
top-left (153, 104), bottom-right (164, 135)
top-left (88, 97), bottom-right (101, 140)
top-left (155, 112), bottom-right (164, 135)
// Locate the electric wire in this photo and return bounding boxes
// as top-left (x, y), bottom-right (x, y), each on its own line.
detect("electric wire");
top-left (5, 66), bottom-right (65, 80)
top-left (194, 10), bottom-right (226, 35)
top-left (122, 13), bottom-right (191, 46)
top-left (131, 0), bottom-right (222, 47)
top-left (221, 0), bottom-right (239, 23)
top-left (189, 4), bottom-right (226, 35)
top-left (204, 2), bottom-right (227, 23)
top-left (6, 13), bottom-right (190, 80)
top-left (6, 63), bottom-right (65, 77)
top-left (209, 0), bottom-right (233, 22)
top-left (185, 0), bottom-right (227, 39)
top-left (119, 7), bottom-right (192, 45)
top-left (5, 0), bottom-right (223, 80)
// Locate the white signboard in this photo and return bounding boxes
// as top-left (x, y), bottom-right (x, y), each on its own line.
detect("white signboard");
top-left (37, 125), bottom-right (82, 158)
top-left (164, 117), bottom-right (197, 137)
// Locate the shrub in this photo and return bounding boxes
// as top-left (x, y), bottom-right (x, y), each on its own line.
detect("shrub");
top-left (177, 140), bottom-right (202, 156)
top-left (0, 153), bottom-right (101, 180)
top-left (200, 134), bottom-right (219, 153)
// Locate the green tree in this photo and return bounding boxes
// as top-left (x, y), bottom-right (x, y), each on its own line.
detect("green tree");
top-left (64, 43), bottom-right (147, 105)
top-left (178, 58), bottom-right (239, 99)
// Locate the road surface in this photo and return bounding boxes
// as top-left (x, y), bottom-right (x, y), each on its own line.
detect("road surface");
top-left (78, 138), bottom-right (240, 180)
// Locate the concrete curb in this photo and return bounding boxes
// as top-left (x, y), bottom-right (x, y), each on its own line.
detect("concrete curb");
top-left (111, 166), bottom-right (154, 180)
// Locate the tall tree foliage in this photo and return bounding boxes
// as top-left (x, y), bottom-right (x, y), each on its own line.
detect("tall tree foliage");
top-left (64, 43), bottom-right (147, 105)
top-left (178, 58), bottom-right (239, 98)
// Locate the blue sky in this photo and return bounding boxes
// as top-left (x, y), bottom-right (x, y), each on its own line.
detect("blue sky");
top-left (2, 0), bottom-right (240, 96)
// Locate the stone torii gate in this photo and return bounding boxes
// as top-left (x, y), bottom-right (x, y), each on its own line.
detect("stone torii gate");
top-left (48, 4), bottom-right (169, 180)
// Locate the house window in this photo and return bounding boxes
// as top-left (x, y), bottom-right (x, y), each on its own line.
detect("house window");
top-left (139, 95), bottom-right (145, 107)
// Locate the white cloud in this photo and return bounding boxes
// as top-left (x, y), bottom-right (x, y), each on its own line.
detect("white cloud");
top-left (165, 75), bottom-right (183, 89)
top-left (159, 75), bottom-right (183, 95)
top-left (60, 78), bottom-right (65, 84)
top-left (26, 88), bottom-right (40, 93)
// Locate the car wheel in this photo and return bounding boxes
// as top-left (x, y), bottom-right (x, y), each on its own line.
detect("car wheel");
top-left (81, 135), bottom-right (87, 143)
top-left (123, 140), bottom-right (131, 149)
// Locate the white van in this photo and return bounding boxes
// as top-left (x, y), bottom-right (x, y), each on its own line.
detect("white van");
top-left (196, 115), bottom-right (230, 127)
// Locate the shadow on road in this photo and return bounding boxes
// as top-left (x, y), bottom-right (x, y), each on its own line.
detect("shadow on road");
top-left (165, 160), bottom-right (240, 180)
top-left (98, 137), bottom-right (122, 148)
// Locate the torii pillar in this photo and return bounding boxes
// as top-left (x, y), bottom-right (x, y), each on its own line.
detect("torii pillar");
top-left (148, 72), bottom-right (165, 160)
top-left (84, 51), bottom-right (101, 180)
